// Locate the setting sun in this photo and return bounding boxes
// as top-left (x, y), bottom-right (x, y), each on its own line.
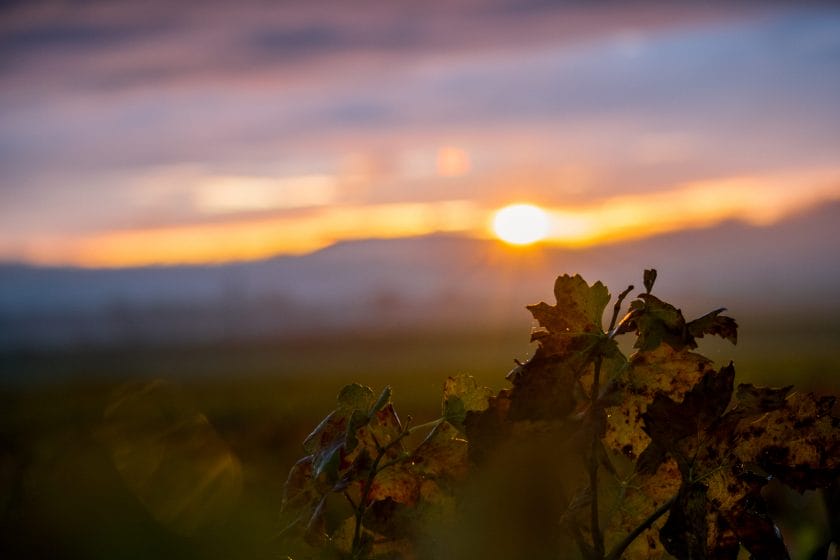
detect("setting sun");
top-left (492, 203), bottom-right (550, 245)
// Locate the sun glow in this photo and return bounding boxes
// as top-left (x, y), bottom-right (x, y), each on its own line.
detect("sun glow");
top-left (492, 203), bottom-right (550, 245)
top-left (17, 200), bottom-right (483, 267)
top-left (6, 169), bottom-right (838, 268)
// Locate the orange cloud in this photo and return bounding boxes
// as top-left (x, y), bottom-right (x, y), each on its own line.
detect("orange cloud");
top-left (16, 200), bottom-right (482, 267)
top-left (535, 168), bottom-right (840, 246)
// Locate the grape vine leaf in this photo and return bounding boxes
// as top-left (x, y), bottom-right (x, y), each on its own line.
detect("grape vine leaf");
top-left (511, 274), bottom-right (614, 419)
top-left (282, 384), bottom-right (409, 546)
top-left (411, 420), bottom-right (469, 480)
top-left (603, 345), bottom-right (719, 465)
top-left (642, 369), bottom-right (840, 559)
top-left (527, 273), bottom-right (610, 338)
top-left (618, 293), bottom-right (737, 352)
top-left (467, 275), bottom-right (614, 462)
top-left (596, 277), bottom-right (739, 559)
top-left (687, 308), bottom-right (738, 345)
top-left (599, 348), bottom-right (721, 558)
top-left (442, 374), bottom-right (492, 430)
top-left (282, 381), bottom-right (472, 558)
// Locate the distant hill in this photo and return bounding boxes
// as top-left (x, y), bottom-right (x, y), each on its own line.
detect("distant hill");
top-left (1, 202), bottom-right (838, 350)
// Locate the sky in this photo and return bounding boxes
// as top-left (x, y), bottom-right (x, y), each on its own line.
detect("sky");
top-left (1, 0), bottom-right (839, 267)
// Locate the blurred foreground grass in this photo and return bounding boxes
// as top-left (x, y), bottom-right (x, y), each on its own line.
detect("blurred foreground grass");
top-left (1, 324), bottom-right (838, 559)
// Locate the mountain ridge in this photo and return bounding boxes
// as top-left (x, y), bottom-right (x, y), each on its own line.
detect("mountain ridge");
top-left (1, 201), bottom-right (838, 350)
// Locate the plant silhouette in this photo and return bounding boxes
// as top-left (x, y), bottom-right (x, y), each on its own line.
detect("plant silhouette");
top-left (281, 270), bottom-right (840, 559)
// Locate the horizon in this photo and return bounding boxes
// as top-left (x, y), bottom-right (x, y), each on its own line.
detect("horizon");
top-left (0, 197), bottom-right (837, 271)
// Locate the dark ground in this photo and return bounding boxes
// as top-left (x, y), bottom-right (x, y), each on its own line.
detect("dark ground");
top-left (1, 325), bottom-right (838, 559)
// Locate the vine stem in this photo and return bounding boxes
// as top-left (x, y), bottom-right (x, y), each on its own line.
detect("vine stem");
top-left (589, 354), bottom-right (605, 559)
top-left (352, 412), bottom-right (442, 554)
top-left (590, 282), bottom-right (674, 559)
top-left (604, 494), bottom-right (676, 560)
top-left (352, 448), bottom-right (385, 557)
top-left (351, 426), bottom-right (413, 558)
top-left (581, 284), bottom-right (635, 560)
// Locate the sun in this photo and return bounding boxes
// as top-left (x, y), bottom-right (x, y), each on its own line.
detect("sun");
top-left (492, 203), bottom-right (550, 245)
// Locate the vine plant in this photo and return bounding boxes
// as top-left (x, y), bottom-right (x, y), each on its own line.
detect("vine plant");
top-left (280, 270), bottom-right (840, 559)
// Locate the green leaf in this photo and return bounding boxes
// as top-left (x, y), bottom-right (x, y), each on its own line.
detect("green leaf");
top-left (301, 383), bottom-right (380, 479)
top-left (442, 374), bottom-right (492, 428)
top-left (285, 383), bottom-right (405, 545)
top-left (337, 383), bottom-right (375, 413)
top-left (687, 308), bottom-right (738, 345)
top-left (620, 291), bottom-right (738, 352)
top-left (627, 294), bottom-right (687, 352)
top-left (527, 273), bottom-right (610, 337)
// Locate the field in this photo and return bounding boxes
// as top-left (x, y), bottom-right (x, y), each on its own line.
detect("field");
top-left (1, 323), bottom-right (839, 559)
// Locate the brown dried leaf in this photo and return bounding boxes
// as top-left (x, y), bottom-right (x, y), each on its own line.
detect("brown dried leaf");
top-left (641, 368), bottom-right (840, 559)
top-left (642, 364), bottom-right (735, 474)
top-left (603, 345), bottom-right (717, 466)
top-left (727, 391), bottom-right (840, 491)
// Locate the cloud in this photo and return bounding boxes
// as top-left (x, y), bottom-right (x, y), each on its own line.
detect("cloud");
top-left (5, 7), bottom-right (838, 181)
top-left (193, 174), bottom-right (338, 215)
top-left (10, 199), bottom-right (483, 267)
top-left (0, 0), bottom-right (772, 95)
top-left (540, 168), bottom-right (840, 246)
top-left (1, 2), bottom-right (839, 265)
